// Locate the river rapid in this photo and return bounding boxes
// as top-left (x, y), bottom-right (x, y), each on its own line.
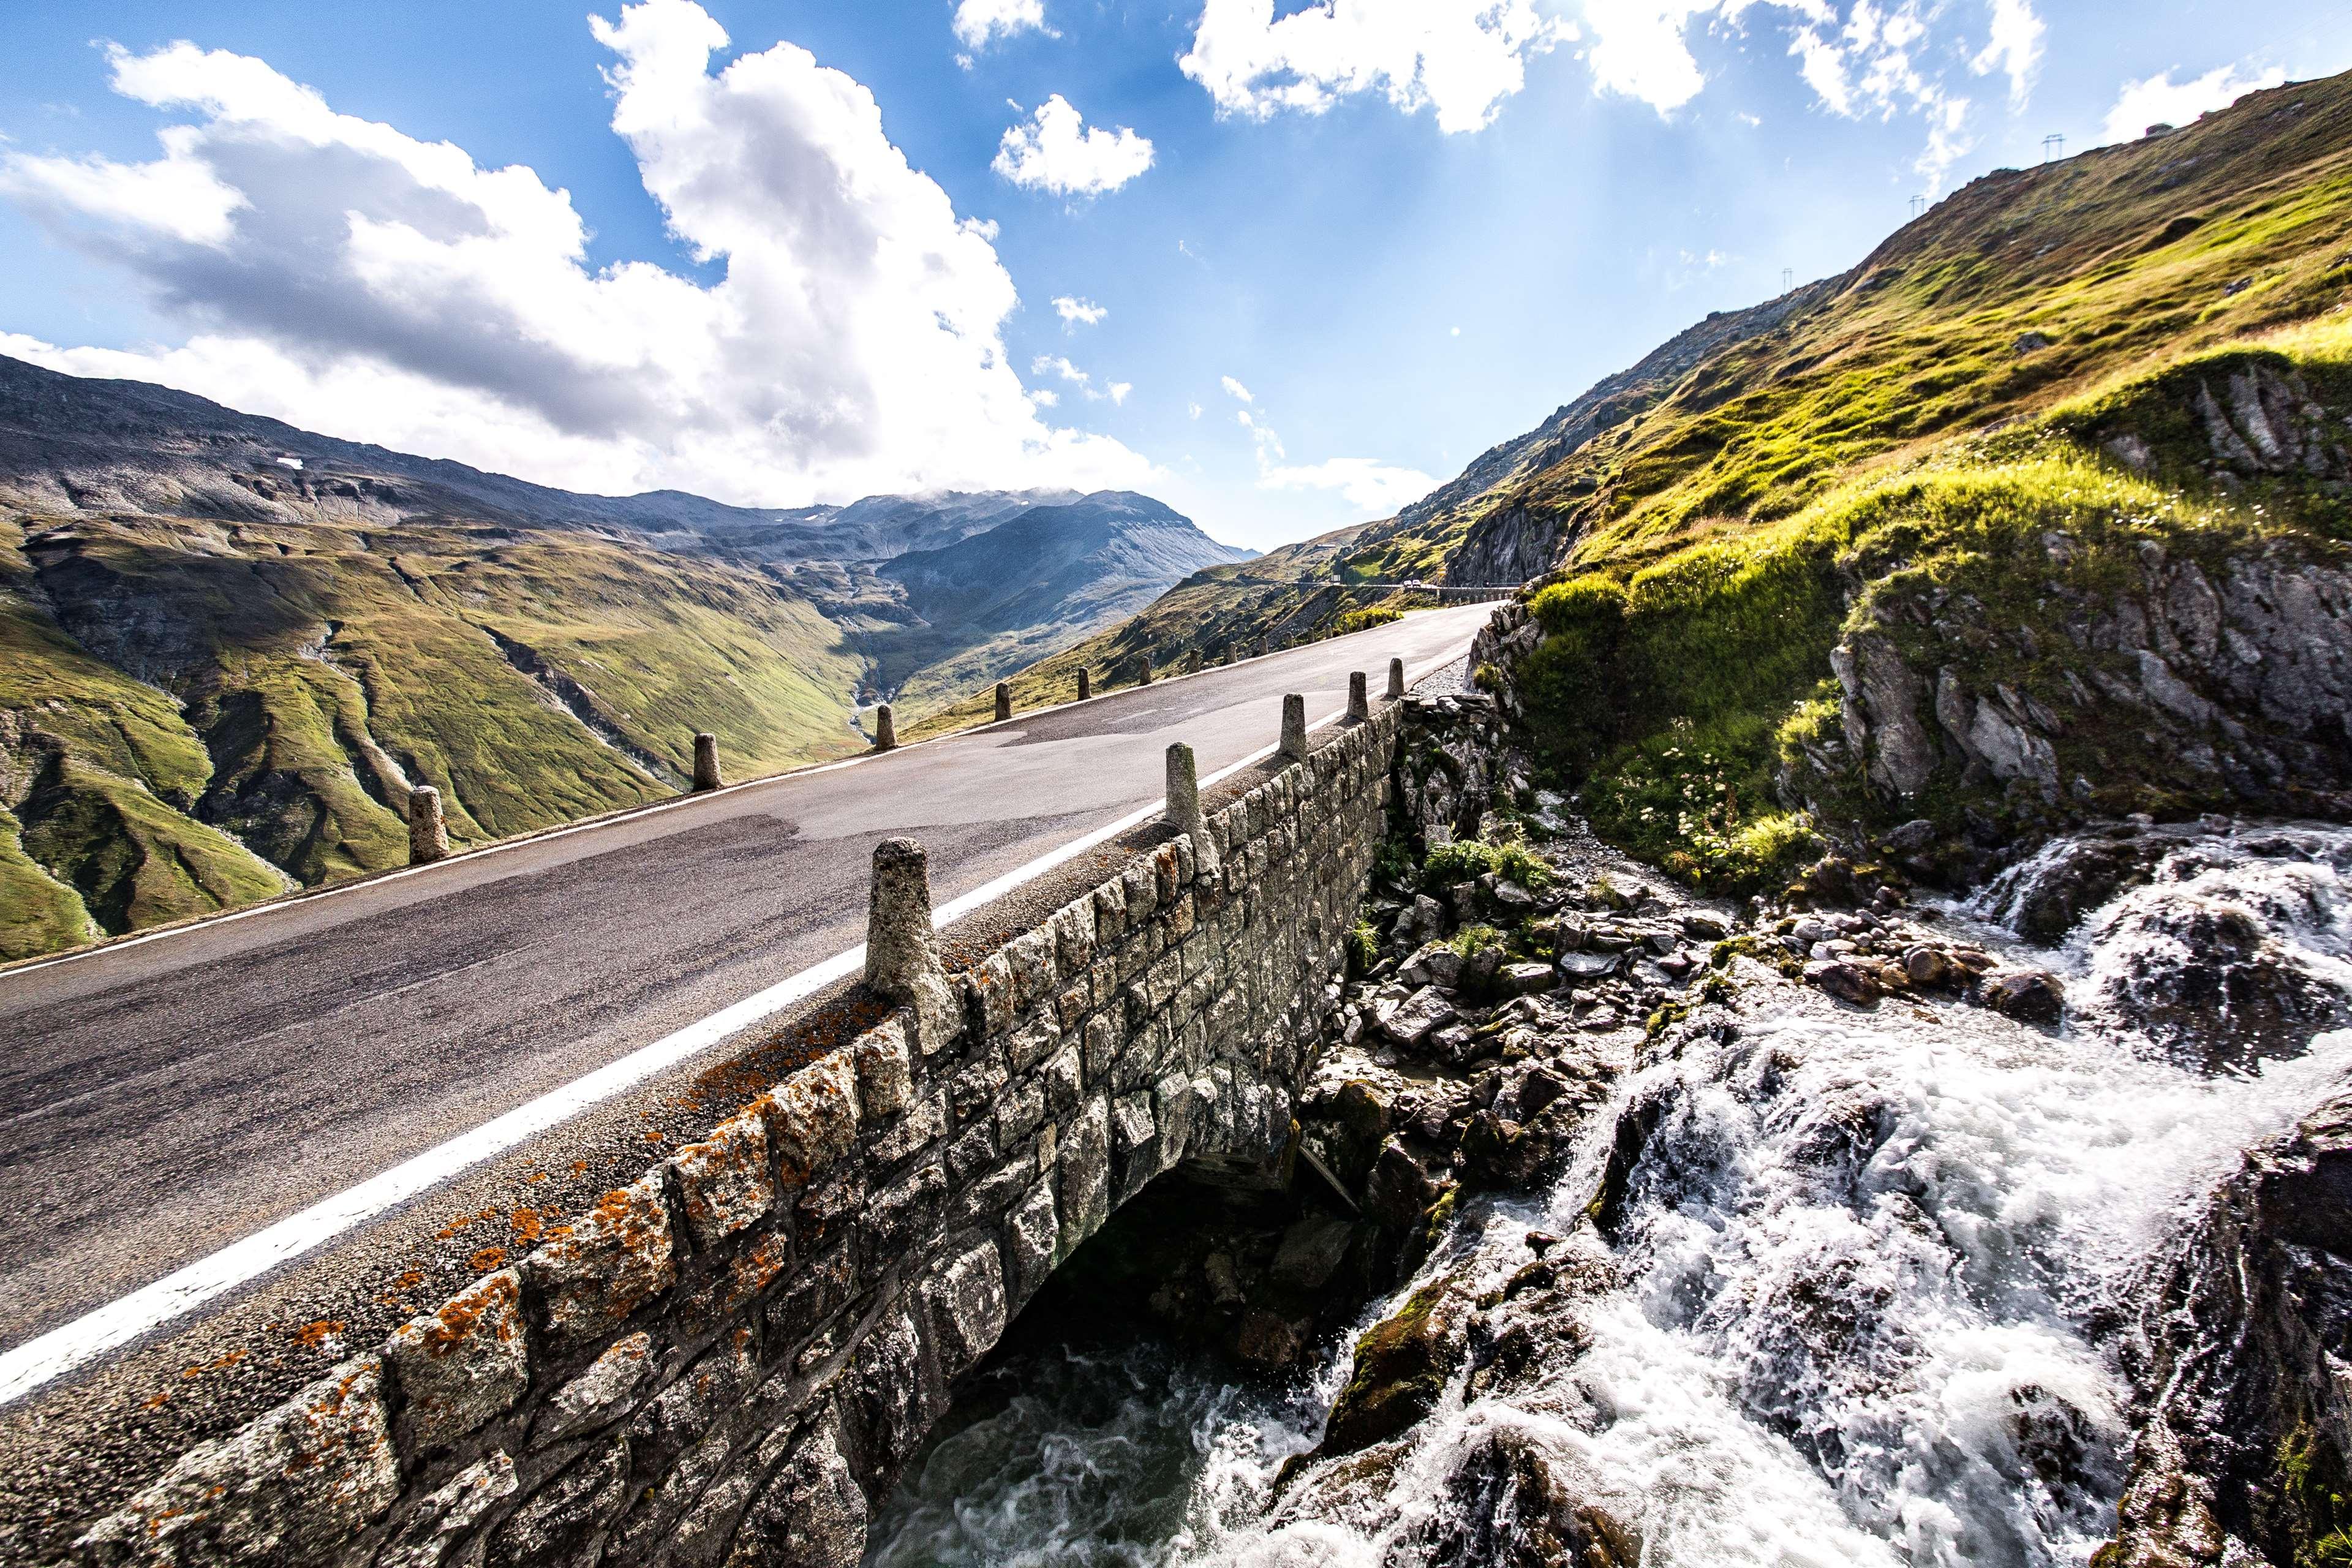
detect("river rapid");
top-left (865, 823), bottom-right (2352, 1567)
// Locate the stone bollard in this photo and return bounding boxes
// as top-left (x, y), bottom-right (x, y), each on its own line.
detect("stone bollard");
top-left (691, 732), bottom-right (721, 792)
top-left (407, 785), bottom-right (450, 865)
top-left (1224, 646), bottom-right (1235, 666)
top-left (864, 837), bottom-right (959, 1050)
top-left (874, 704), bottom-right (897, 751)
top-left (995, 682), bottom-right (1012, 723)
top-left (1140, 656), bottom-right (1154, 686)
top-left (1387, 657), bottom-right (1406, 701)
top-left (1257, 635), bottom-right (1270, 658)
top-left (1164, 742), bottom-right (1220, 878)
top-left (1348, 671), bottom-right (1370, 722)
top-left (1279, 693), bottom-right (1308, 761)
top-left (1078, 669), bottom-right (1091, 701)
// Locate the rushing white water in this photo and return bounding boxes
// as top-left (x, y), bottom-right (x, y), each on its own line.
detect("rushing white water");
top-left (865, 824), bottom-right (2352, 1568)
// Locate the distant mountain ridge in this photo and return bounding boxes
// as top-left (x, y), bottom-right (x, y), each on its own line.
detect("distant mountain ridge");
top-left (0, 355), bottom-right (1242, 959)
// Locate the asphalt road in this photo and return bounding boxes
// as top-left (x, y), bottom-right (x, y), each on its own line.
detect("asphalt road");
top-left (0, 604), bottom-right (1488, 1378)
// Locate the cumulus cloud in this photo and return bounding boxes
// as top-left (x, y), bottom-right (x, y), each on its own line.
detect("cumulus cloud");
top-left (1566, 1), bottom-right (2047, 192)
top-left (1179, 0), bottom-right (1569, 135)
top-left (992, 96), bottom-right (1154, 195)
top-left (0, 2), bottom-right (1150, 506)
top-left (1262, 455), bottom-right (1436, 514)
top-left (1221, 375), bottom-right (1254, 403)
top-left (1052, 294), bottom-right (1107, 326)
top-left (953, 0), bottom-right (1054, 50)
top-left (1578, 0), bottom-right (1714, 113)
top-left (1970, 0), bottom-right (2044, 105)
top-left (2101, 61), bottom-right (2284, 145)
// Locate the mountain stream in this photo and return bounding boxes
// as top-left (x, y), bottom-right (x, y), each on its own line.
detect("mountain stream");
top-left (864, 823), bottom-right (2352, 1567)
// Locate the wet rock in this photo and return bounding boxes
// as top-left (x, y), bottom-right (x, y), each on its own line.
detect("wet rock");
top-left (2090, 898), bottom-right (2350, 1074)
top-left (1987, 832), bottom-right (2174, 943)
top-left (1404, 1427), bottom-right (1641, 1568)
top-left (1805, 959), bottom-right (1883, 1006)
top-left (1985, 968), bottom-right (2067, 1025)
top-left (1314, 1278), bottom-right (1477, 1459)
top-left (2102, 1091), bottom-right (2352, 1567)
top-left (1232, 1308), bottom-right (1313, 1373)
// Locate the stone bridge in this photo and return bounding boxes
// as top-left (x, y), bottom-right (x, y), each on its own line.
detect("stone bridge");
top-left (75, 684), bottom-right (1412, 1568)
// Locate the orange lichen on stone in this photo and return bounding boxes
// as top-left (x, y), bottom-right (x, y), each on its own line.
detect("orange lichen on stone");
top-left (468, 1247), bottom-right (506, 1273)
top-left (291, 1320), bottom-right (344, 1351)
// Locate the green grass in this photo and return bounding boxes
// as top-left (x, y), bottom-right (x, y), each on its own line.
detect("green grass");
top-left (0, 510), bottom-right (871, 956)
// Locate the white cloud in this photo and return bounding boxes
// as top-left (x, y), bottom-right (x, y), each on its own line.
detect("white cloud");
top-left (953, 0), bottom-right (1054, 50)
top-left (1179, 0), bottom-right (1569, 135)
top-left (1033, 352), bottom-right (1121, 402)
top-left (1970, 0), bottom-right (2043, 106)
top-left (0, 2), bottom-right (1150, 506)
top-left (1221, 375), bottom-right (1254, 403)
top-left (1566, 1), bottom-right (2048, 192)
top-left (1262, 456), bottom-right (1437, 514)
top-left (1580, 0), bottom-right (1714, 113)
top-left (1188, 401), bottom-right (1204, 419)
top-left (2101, 61), bottom-right (2284, 146)
top-left (991, 95), bottom-right (1154, 195)
top-left (1052, 294), bottom-right (1107, 326)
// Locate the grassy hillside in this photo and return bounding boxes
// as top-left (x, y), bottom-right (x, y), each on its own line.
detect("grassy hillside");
top-left (0, 509), bottom-right (867, 959)
top-left (1468, 74), bottom-right (2352, 892)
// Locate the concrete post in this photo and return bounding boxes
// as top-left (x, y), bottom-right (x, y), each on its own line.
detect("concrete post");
top-left (691, 732), bottom-right (721, 792)
top-left (1387, 657), bottom-right (1406, 701)
top-left (1348, 671), bottom-right (1370, 722)
top-left (1257, 635), bottom-right (1270, 658)
top-left (1280, 693), bottom-right (1308, 761)
top-left (1224, 646), bottom-right (1235, 666)
top-left (874, 704), bottom-right (897, 751)
top-left (1140, 656), bottom-right (1154, 686)
top-left (407, 786), bottom-right (450, 865)
top-left (995, 682), bottom-right (1012, 723)
top-left (1164, 742), bottom-right (1220, 878)
top-left (1078, 669), bottom-right (1091, 702)
top-left (864, 837), bottom-right (960, 1052)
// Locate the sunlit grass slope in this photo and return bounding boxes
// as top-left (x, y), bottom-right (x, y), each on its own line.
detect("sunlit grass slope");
top-left (0, 511), bottom-right (865, 959)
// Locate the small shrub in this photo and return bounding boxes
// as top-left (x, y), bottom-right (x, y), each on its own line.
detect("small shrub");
top-left (1422, 837), bottom-right (1554, 892)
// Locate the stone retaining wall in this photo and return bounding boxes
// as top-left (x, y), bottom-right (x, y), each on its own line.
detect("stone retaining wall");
top-left (76, 699), bottom-right (1409, 1568)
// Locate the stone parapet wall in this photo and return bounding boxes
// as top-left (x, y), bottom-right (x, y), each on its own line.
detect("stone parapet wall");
top-left (75, 701), bottom-right (1408, 1568)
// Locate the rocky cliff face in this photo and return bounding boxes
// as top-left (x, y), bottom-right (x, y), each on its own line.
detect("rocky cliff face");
top-left (1800, 354), bottom-right (2352, 861)
top-left (2105, 1093), bottom-right (2352, 1567)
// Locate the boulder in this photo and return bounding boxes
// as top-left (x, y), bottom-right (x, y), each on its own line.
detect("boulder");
top-left (1404, 1427), bottom-right (1641, 1568)
top-left (1805, 959), bottom-right (1883, 1006)
top-left (1314, 1276), bottom-right (1477, 1458)
top-left (1985, 968), bottom-right (2067, 1025)
top-left (1376, 987), bottom-right (1458, 1047)
top-left (2100, 1093), bottom-right (2352, 1567)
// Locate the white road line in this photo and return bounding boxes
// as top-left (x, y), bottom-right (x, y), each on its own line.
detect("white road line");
top-left (0, 648), bottom-right (1469, 1406)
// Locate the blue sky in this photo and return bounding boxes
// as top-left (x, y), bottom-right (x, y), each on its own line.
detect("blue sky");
top-left (2, 1), bottom-right (2346, 551)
